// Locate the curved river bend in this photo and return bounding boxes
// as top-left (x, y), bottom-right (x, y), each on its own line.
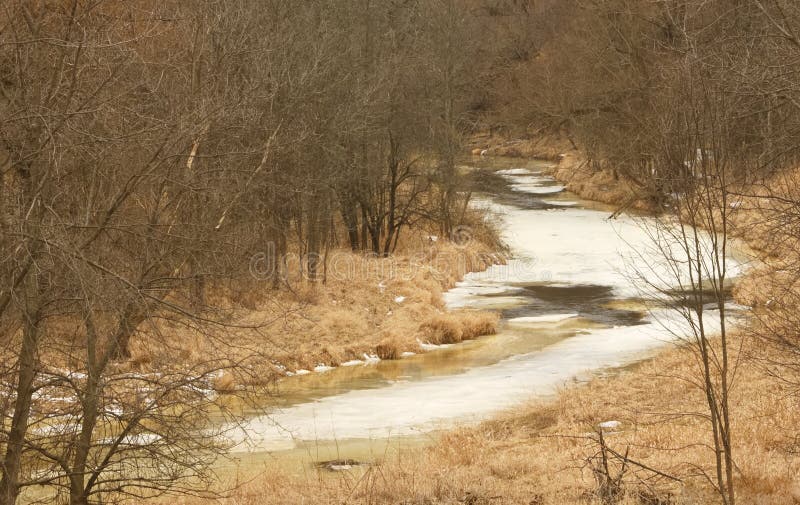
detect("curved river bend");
top-left (223, 157), bottom-right (747, 471)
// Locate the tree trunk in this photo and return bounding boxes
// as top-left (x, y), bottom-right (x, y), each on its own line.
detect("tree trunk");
top-left (306, 201), bottom-right (322, 281)
top-left (109, 302), bottom-right (147, 361)
top-left (340, 200), bottom-right (360, 251)
top-left (69, 316), bottom-right (100, 505)
top-left (0, 311), bottom-right (40, 505)
top-left (382, 153), bottom-right (399, 257)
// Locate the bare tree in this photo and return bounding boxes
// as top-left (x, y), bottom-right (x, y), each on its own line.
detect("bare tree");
top-left (0, 1), bottom-right (505, 504)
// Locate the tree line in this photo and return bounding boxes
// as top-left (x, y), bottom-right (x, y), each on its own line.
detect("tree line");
top-left (491, 1), bottom-right (800, 504)
top-left (0, 1), bottom-right (529, 503)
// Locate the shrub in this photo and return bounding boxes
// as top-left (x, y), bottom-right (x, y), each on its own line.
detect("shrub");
top-left (420, 314), bottom-right (464, 344)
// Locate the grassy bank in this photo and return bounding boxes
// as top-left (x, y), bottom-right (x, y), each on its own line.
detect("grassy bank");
top-left (127, 223), bottom-right (506, 388)
top-left (184, 333), bottom-right (799, 505)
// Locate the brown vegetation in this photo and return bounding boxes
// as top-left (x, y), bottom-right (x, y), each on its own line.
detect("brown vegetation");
top-left (0, 1), bottom-right (510, 503)
top-left (420, 310), bottom-right (499, 345)
top-left (198, 236), bottom-right (503, 374)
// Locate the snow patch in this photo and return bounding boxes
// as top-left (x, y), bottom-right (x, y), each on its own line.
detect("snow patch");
top-left (598, 420), bottom-right (622, 431)
top-left (543, 200), bottom-right (578, 207)
top-left (418, 340), bottom-right (451, 351)
top-left (496, 168), bottom-right (536, 175)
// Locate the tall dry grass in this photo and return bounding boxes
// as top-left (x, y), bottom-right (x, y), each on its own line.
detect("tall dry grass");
top-left (420, 311), bottom-right (499, 345)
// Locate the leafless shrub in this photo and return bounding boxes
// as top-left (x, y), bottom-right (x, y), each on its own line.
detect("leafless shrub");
top-left (586, 431), bottom-right (681, 505)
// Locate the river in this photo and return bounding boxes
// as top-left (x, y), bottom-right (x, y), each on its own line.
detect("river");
top-left (221, 157), bottom-right (747, 474)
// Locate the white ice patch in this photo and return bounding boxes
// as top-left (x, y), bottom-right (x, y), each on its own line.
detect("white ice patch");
top-left (703, 302), bottom-right (750, 313)
top-left (598, 420), bottom-right (622, 431)
top-left (497, 170), bottom-right (564, 195)
top-left (543, 200), bottom-right (579, 207)
top-left (507, 314), bottom-right (579, 324)
top-left (511, 183), bottom-right (565, 194)
top-left (418, 340), bottom-right (451, 351)
top-left (447, 200), bottom-right (743, 301)
top-left (496, 168), bottom-right (540, 175)
top-left (329, 463), bottom-right (353, 471)
top-left (104, 404), bottom-right (124, 417)
top-left (444, 282), bottom-right (527, 310)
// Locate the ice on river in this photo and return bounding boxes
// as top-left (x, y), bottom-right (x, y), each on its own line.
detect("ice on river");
top-left (446, 169), bottom-right (743, 308)
top-left (227, 308), bottom-right (720, 452)
top-left (224, 166), bottom-right (747, 453)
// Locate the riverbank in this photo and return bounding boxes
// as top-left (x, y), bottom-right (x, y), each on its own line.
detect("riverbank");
top-left (186, 332), bottom-right (799, 505)
top-left (128, 226), bottom-right (506, 389)
top-left (175, 159), bottom-right (800, 505)
top-left (183, 141), bottom-right (800, 504)
top-left (468, 132), bottom-right (785, 308)
top-left (468, 133), bottom-right (644, 211)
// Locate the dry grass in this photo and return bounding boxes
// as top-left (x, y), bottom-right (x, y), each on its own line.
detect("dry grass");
top-left (375, 340), bottom-right (399, 360)
top-left (420, 310), bottom-right (499, 345)
top-left (468, 132), bottom-right (649, 211)
top-left (213, 371), bottom-right (237, 393)
top-left (549, 153), bottom-right (650, 211)
top-left (0, 225), bottom-right (505, 388)
top-left (420, 313), bottom-right (465, 344)
top-left (468, 131), bottom-right (572, 161)
top-left (458, 310), bottom-right (500, 340)
top-left (118, 228), bottom-right (506, 383)
top-left (173, 334), bottom-right (800, 505)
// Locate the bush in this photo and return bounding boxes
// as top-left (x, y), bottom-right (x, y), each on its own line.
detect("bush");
top-left (420, 310), bottom-right (499, 345)
top-left (421, 314), bottom-right (464, 344)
